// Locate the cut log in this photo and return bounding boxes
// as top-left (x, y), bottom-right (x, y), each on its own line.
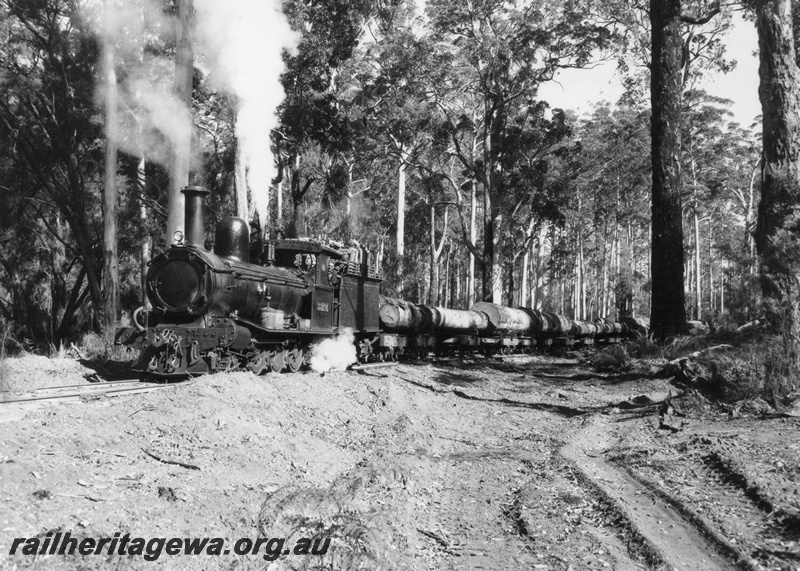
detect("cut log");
top-left (378, 298), bottom-right (432, 332)
top-left (471, 302), bottom-right (533, 333)
top-left (379, 296), bottom-right (487, 334)
top-left (434, 307), bottom-right (489, 332)
top-left (538, 311), bottom-right (572, 336)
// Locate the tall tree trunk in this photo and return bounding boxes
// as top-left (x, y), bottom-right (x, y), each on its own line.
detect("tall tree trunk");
top-left (234, 112), bottom-right (248, 220)
top-left (167, 0), bottom-right (194, 243)
top-left (396, 155), bottom-right (407, 292)
top-left (429, 204), bottom-right (448, 305)
top-left (138, 156), bottom-right (151, 309)
top-left (601, 221), bottom-right (609, 318)
top-left (397, 157), bottom-right (406, 259)
top-left (345, 160), bottom-right (354, 241)
top-left (521, 246), bottom-right (529, 308)
top-left (482, 101), bottom-right (504, 304)
top-left (276, 178), bottom-right (283, 230)
top-left (102, 0), bottom-right (119, 332)
top-left (468, 174), bottom-right (477, 307)
top-left (694, 209), bottom-right (702, 320)
top-left (708, 236), bottom-right (714, 313)
top-left (747, 160), bottom-right (760, 274)
top-left (649, 0), bottom-right (687, 339)
top-left (754, 0), bottom-right (800, 374)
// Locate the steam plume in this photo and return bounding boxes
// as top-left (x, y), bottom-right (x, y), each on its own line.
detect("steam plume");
top-left (309, 329), bottom-right (358, 373)
top-left (193, 0), bottom-right (299, 225)
top-left (93, 0), bottom-right (298, 223)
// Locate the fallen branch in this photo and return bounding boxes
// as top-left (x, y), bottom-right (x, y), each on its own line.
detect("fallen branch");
top-left (56, 493), bottom-right (107, 502)
top-left (69, 343), bottom-right (88, 360)
top-left (679, 344), bottom-right (734, 361)
top-left (737, 318), bottom-right (765, 333)
top-left (93, 449), bottom-right (128, 458)
top-left (142, 448), bottom-right (200, 471)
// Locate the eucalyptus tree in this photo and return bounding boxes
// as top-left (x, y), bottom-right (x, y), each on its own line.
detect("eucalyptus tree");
top-left (277, 0), bottom-right (378, 238)
top-left (748, 0), bottom-right (800, 391)
top-left (424, 0), bottom-right (614, 303)
top-left (0, 0), bottom-right (106, 334)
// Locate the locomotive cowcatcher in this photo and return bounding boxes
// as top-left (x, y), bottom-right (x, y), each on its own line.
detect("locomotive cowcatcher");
top-left (116, 186), bottom-right (382, 376)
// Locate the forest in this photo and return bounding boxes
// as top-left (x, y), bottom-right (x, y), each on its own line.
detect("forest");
top-left (0, 0), bottom-right (797, 366)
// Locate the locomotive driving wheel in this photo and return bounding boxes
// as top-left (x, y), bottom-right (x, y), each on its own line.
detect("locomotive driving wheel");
top-left (285, 346), bottom-right (303, 373)
top-left (268, 348), bottom-right (285, 373)
top-left (247, 350), bottom-right (267, 375)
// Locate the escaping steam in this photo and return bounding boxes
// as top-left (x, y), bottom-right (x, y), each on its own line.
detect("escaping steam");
top-left (93, 0), bottom-right (298, 222)
top-left (189, 0), bottom-right (299, 225)
top-left (93, 0), bottom-right (188, 168)
top-left (309, 329), bottom-right (358, 373)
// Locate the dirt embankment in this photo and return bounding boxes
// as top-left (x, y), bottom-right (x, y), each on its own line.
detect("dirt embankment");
top-left (0, 353), bottom-right (798, 570)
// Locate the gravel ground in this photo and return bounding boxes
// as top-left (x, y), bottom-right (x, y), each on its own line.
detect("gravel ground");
top-left (0, 352), bottom-right (797, 570)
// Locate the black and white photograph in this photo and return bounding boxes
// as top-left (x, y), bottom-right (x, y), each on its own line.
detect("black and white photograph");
top-left (0, 0), bottom-right (798, 569)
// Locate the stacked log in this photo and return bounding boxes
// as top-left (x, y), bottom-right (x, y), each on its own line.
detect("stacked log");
top-left (594, 318), bottom-right (623, 336)
top-left (471, 302), bottom-right (533, 334)
top-left (378, 296), bottom-right (430, 331)
top-left (435, 307), bottom-right (489, 332)
top-left (570, 320), bottom-right (598, 336)
top-left (379, 296), bottom-right (487, 334)
top-left (380, 295), bottom-right (632, 340)
top-left (538, 311), bottom-right (572, 336)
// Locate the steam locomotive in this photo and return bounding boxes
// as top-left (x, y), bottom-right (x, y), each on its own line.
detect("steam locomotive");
top-left (116, 186), bottom-right (643, 377)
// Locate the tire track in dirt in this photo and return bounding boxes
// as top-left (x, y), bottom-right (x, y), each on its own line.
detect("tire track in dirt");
top-left (621, 441), bottom-right (796, 569)
top-left (561, 414), bottom-right (741, 570)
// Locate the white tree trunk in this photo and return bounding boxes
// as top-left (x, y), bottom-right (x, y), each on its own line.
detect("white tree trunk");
top-left (167, 0), bottom-right (193, 242)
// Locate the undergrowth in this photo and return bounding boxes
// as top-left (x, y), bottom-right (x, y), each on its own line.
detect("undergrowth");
top-left (597, 328), bottom-right (799, 408)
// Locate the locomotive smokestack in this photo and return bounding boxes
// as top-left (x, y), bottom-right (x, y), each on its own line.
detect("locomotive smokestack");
top-left (181, 186), bottom-right (210, 247)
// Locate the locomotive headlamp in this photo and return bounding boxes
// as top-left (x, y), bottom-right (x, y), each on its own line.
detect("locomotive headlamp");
top-left (172, 230), bottom-right (185, 245)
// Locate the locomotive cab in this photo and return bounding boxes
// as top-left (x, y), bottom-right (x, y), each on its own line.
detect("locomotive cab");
top-left (270, 239), bottom-right (381, 333)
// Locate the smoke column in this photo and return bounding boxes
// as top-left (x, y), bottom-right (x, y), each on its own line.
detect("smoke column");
top-left (309, 329), bottom-right (359, 373)
top-left (92, 0), bottom-right (298, 226)
top-left (193, 0), bottom-right (299, 227)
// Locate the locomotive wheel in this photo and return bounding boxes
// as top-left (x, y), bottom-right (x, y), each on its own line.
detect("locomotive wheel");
top-left (285, 347), bottom-right (303, 373)
top-left (268, 349), bottom-right (286, 373)
top-left (247, 351), bottom-right (267, 375)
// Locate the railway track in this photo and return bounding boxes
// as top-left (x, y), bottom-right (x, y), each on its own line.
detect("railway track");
top-left (0, 379), bottom-right (184, 405)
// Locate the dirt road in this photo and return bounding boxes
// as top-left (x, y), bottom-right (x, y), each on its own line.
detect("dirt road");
top-left (0, 354), bottom-right (797, 570)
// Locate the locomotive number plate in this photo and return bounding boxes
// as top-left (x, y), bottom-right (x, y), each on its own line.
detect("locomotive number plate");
top-left (316, 302), bottom-right (330, 313)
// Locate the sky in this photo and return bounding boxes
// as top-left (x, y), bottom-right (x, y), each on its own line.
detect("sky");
top-left (538, 13), bottom-right (762, 128)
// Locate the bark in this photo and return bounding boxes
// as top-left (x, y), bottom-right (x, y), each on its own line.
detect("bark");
top-left (689, 142), bottom-right (702, 321)
top-left (467, 167), bottom-right (477, 307)
top-left (287, 155), bottom-right (313, 238)
top-left (650, 0), bottom-right (687, 339)
top-left (397, 158), bottom-right (406, 258)
top-left (137, 156), bottom-right (151, 309)
top-left (694, 209), bottom-right (702, 320)
top-left (276, 179), bottom-right (283, 229)
top-left (754, 0), bottom-right (800, 347)
top-left (482, 99), bottom-right (504, 304)
top-left (521, 246), bottom-right (529, 308)
top-left (167, 0), bottom-right (194, 243)
top-left (345, 160), bottom-right (354, 241)
top-left (428, 204), bottom-right (448, 305)
top-left (102, 0), bottom-right (119, 331)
